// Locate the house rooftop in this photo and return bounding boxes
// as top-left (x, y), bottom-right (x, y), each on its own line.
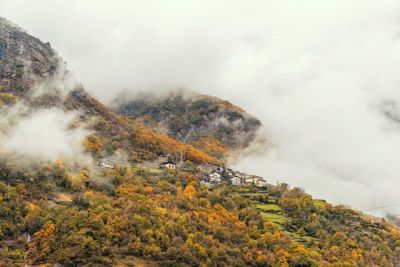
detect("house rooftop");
top-left (160, 160), bottom-right (177, 165)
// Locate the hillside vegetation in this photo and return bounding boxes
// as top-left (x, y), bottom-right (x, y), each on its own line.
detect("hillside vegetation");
top-left (65, 89), bottom-right (220, 164)
top-left (1, 163), bottom-right (399, 266)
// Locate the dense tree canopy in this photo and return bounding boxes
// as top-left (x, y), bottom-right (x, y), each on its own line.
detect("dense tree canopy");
top-left (0, 161), bottom-right (399, 266)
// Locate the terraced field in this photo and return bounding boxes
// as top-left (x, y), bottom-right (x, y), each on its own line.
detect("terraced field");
top-left (233, 187), bottom-right (320, 245)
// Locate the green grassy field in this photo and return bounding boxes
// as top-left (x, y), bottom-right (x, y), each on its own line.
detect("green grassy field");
top-left (260, 211), bottom-right (286, 224)
top-left (254, 203), bottom-right (282, 212)
top-left (147, 168), bottom-right (163, 174)
top-left (235, 188), bottom-right (319, 245)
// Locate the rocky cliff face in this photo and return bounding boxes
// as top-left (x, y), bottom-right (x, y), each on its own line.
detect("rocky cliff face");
top-left (0, 17), bottom-right (60, 97)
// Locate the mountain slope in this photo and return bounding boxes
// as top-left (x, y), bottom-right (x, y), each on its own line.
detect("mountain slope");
top-left (113, 90), bottom-right (261, 158)
top-left (0, 17), bottom-right (219, 165)
top-left (1, 164), bottom-right (400, 266)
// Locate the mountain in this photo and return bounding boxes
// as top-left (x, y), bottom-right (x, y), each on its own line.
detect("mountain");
top-left (113, 91), bottom-right (262, 158)
top-left (1, 18), bottom-right (400, 266)
top-left (0, 17), bottom-right (219, 165)
top-left (0, 18), bottom-right (59, 98)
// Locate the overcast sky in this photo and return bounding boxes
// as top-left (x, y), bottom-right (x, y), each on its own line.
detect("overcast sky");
top-left (3, 0), bottom-right (400, 215)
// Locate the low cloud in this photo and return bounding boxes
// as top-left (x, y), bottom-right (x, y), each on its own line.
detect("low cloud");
top-left (31, 62), bottom-right (78, 100)
top-left (0, 56), bottom-right (89, 165)
top-left (0, 105), bottom-right (88, 162)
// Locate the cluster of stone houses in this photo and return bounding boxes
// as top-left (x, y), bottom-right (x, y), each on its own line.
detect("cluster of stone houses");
top-left (233, 173), bottom-right (267, 187)
top-left (199, 164), bottom-right (268, 188)
top-left (156, 158), bottom-right (268, 188)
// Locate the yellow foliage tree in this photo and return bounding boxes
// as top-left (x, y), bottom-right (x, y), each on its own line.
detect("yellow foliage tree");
top-left (29, 221), bottom-right (56, 263)
top-left (183, 184), bottom-right (196, 199)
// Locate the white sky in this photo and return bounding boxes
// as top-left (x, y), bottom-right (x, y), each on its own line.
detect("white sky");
top-left (3, 0), bottom-right (400, 215)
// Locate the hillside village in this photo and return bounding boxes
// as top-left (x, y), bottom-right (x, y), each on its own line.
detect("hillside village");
top-left (95, 155), bottom-right (269, 188)
top-left (196, 164), bottom-right (268, 188)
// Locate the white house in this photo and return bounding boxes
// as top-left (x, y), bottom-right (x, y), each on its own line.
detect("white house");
top-left (255, 178), bottom-right (267, 187)
top-left (230, 176), bottom-right (241, 186)
top-left (95, 162), bottom-right (114, 169)
top-left (244, 176), bottom-right (256, 185)
top-left (208, 172), bottom-right (221, 183)
top-left (159, 161), bottom-right (177, 170)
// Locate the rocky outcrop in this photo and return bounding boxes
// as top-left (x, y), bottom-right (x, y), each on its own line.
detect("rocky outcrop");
top-left (0, 17), bottom-right (60, 97)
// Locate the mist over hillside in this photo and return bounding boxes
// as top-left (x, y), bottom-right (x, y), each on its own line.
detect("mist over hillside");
top-left (1, 3), bottom-right (400, 266)
top-left (3, 1), bottom-right (400, 215)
